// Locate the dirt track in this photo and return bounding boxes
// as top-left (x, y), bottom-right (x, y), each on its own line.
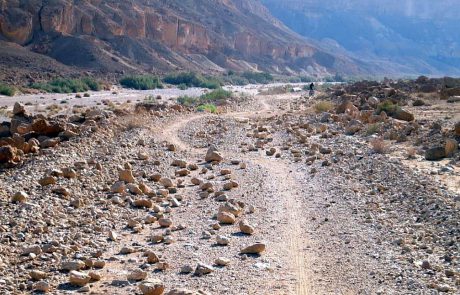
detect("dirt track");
top-left (1, 89), bottom-right (458, 294)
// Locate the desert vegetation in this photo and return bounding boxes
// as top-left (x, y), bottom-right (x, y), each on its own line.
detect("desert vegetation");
top-left (31, 78), bottom-right (101, 93)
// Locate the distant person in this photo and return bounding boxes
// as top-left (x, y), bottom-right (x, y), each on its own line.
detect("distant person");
top-left (309, 83), bottom-right (315, 97)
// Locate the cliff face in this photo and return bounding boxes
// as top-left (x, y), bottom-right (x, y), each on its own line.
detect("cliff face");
top-left (0, 0), bottom-right (360, 79)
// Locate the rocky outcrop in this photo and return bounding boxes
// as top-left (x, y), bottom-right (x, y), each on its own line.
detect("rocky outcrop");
top-left (0, 0), bottom-right (359, 76)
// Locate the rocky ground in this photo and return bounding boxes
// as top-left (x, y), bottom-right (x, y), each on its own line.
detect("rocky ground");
top-left (0, 79), bottom-right (459, 294)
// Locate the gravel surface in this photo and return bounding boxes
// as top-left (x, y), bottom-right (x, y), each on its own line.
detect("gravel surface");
top-left (0, 81), bottom-right (459, 294)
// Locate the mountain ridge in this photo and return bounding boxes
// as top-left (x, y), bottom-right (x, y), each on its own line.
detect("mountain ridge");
top-left (0, 0), bottom-right (363, 84)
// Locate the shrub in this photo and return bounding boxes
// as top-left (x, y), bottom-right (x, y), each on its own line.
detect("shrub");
top-left (31, 78), bottom-right (101, 93)
top-left (0, 84), bottom-right (16, 96)
top-left (300, 76), bottom-right (315, 83)
top-left (314, 101), bottom-right (334, 113)
top-left (163, 72), bottom-right (221, 89)
top-left (178, 89), bottom-right (232, 107)
top-left (376, 100), bottom-right (399, 115)
top-left (366, 123), bottom-right (381, 136)
top-left (177, 96), bottom-right (198, 106)
top-left (197, 104), bottom-right (217, 113)
top-left (119, 75), bottom-right (163, 90)
top-left (241, 71), bottom-right (274, 84)
top-left (178, 83), bottom-right (188, 90)
top-left (200, 89), bottom-right (232, 102)
top-left (370, 138), bottom-right (389, 154)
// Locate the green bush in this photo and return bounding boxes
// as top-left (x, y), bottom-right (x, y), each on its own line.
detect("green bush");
top-left (376, 100), bottom-right (399, 115)
top-left (0, 84), bottom-right (16, 96)
top-left (177, 96), bottom-right (198, 106)
top-left (178, 89), bottom-right (232, 107)
top-left (31, 78), bottom-right (101, 93)
top-left (241, 72), bottom-right (274, 84)
top-left (163, 72), bottom-right (221, 89)
top-left (200, 89), bottom-right (232, 102)
top-left (120, 75), bottom-right (163, 90)
top-left (197, 104), bottom-right (217, 113)
top-left (366, 123), bottom-right (381, 136)
top-left (300, 76), bottom-right (315, 83)
top-left (178, 83), bottom-right (188, 90)
top-left (314, 101), bottom-right (334, 113)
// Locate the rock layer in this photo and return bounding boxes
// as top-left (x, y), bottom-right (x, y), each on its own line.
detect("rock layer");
top-left (0, 0), bottom-right (359, 76)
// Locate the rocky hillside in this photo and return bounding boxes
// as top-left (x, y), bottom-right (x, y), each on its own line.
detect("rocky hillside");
top-left (262, 0), bottom-right (460, 77)
top-left (0, 0), bottom-right (360, 83)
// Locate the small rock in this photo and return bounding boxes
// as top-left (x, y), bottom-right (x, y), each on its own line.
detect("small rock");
top-left (12, 191), bottom-right (28, 203)
top-left (205, 145), bottom-right (223, 162)
top-left (69, 271), bottom-right (91, 287)
top-left (215, 257), bottom-right (230, 266)
top-left (180, 265), bottom-right (194, 274)
top-left (239, 220), bottom-right (255, 235)
top-left (108, 231), bottom-right (118, 241)
top-left (158, 218), bottom-right (173, 228)
top-left (146, 251), bottom-right (160, 264)
top-left (61, 261), bottom-right (85, 271)
top-left (216, 235), bottom-right (230, 246)
top-left (29, 270), bottom-right (48, 281)
top-left (194, 263), bottom-right (214, 276)
top-left (159, 178), bottom-right (174, 188)
top-left (139, 279), bottom-right (165, 295)
top-left (217, 212), bottom-right (236, 224)
top-left (39, 176), bottom-right (57, 186)
top-left (119, 169), bottom-right (135, 183)
top-left (127, 269), bottom-right (148, 281)
top-left (240, 242), bottom-right (266, 255)
top-left (88, 271), bottom-right (102, 281)
top-left (33, 281), bottom-right (51, 293)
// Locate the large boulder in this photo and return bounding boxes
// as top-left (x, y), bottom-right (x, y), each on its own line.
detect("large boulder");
top-left (32, 118), bottom-right (66, 136)
top-left (441, 87), bottom-right (460, 100)
top-left (393, 109), bottom-right (414, 122)
top-left (13, 102), bottom-right (26, 115)
top-left (425, 147), bottom-right (446, 161)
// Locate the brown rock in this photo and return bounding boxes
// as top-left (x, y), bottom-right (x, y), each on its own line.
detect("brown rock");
top-left (128, 269), bottom-right (148, 281)
top-left (134, 198), bottom-right (153, 208)
top-left (145, 251), bottom-right (160, 264)
top-left (33, 281), bottom-right (51, 293)
top-left (205, 145), bottom-right (223, 162)
top-left (445, 139), bottom-right (458, 157)
top-left (217, 212), bottom-right (236, 224)
top-left (30, 270), bottom-right (48, 281)
top-left (239, 220), bottom-right (255, 235)
top-left (240, 242), bottom-right (266, 254)
top-left (13, 102), bottom-right (25, 115)
top-left (139, 279), bottom-right (165, 295)
top-left (11, 191), bottom-right (28, 203)
top-left (393, 108), bottom-right (415, 122)
top-left (119, 168), bottom-right (135, 183)
top-left (0, 145), bottom-right (21, 164)
top-left (158, 218), bottom-right (172, 228)
top-left (69, 271), bottom-right (91, 286)
top-left (38, 176), bottom-right (57, 186)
